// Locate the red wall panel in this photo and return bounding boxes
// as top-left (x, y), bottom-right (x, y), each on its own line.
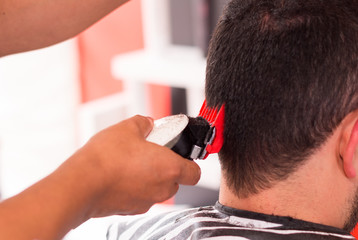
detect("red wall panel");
top-left (77, 0), bottom-right (171, 120)
top-left (77, 0), bottom-right (144, 103)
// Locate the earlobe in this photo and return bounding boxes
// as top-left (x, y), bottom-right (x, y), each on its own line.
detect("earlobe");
top-left (341, 119), bottom-right (358, 178)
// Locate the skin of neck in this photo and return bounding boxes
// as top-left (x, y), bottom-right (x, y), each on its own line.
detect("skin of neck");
top-left (219, 117), bottom-right (358, 229)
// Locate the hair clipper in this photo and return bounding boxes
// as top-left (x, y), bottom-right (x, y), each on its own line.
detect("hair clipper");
top-left (146, 101), bottom-right (225, 160)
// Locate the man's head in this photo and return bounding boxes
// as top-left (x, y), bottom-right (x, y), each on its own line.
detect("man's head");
top-left (205, 0), bottom-right (358, 199)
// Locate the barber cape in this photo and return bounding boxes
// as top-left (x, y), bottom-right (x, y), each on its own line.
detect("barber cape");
top-left (107, 202), bottom-right (354, 240)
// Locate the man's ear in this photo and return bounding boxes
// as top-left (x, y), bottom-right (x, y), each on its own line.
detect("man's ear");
top-left (340, 118), bottom-right (358, 178)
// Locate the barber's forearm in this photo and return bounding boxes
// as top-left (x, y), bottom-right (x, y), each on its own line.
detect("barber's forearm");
top-left (0, 0), bottom-right (129, 57)
top-left (0, 152), bottom-right (99, 240)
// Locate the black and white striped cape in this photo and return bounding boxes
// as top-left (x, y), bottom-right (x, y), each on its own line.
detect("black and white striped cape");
top-left (107, 202), bottom-right (355, 240)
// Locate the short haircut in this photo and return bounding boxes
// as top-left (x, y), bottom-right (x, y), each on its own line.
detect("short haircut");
top-left (205, 0), bottom-right (358, 197)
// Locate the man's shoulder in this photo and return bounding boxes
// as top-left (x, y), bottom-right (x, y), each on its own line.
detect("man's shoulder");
top-left (107, 205), bottom-right (215, 239)
top-left (107, 203), bottom-right (354, 240)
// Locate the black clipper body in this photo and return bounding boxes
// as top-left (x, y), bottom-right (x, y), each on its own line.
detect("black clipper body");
top-left (146, 114), bottom-right (212, 160)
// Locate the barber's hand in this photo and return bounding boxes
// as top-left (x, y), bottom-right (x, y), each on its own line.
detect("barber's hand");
top-left (0, 115), bottom-right (200, 240)
top-left (67, 115), bottom-right (201, 218)
top-left (0, 0), bottom-right (202, 237)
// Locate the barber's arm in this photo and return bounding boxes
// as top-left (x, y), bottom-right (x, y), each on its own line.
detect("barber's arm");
top-left (0, 0), bottom-right (130, 57)
top-left (0, 115), bottom-right (201, 240)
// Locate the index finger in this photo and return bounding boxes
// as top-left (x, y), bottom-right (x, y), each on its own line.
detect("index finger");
top-left (125, 115), bottom-right (154, 138)
top-left (176, 157), bottom-right (201, 185)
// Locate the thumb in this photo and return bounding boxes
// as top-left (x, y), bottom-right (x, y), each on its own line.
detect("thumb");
top-left (176, 159), bottom-right (201, 185)
top-left (130, 115), bottom-right (154, 138)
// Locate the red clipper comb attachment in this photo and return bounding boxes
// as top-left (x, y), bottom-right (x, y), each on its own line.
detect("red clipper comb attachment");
top-left (198, 100), bottom-right (225, 159)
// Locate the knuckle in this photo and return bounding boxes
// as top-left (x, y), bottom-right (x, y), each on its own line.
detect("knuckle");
top-left (153, 194), bottom-right (166, 203)
top-left (192, 165), bottom-right (201, 184)
top-left (154, 188), bottom-right (175, 203)
top-left (132, 114), bottom-right (142, 122)
top-left (166, 167), bottom-right (181, 180)
top-left (132, 115), bottom-right (146, 125)
top-left (137, 206), bottom-right (151, 215)
top-left (129, 115), bottom-right (150, 134)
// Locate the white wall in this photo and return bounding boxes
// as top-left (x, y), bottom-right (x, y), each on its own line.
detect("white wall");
top-left (0, 39), bottom-right (159, 240)
top-left (0, 40), bottom-right (80, 198)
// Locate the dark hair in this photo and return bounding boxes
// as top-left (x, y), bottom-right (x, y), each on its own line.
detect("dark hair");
top-left (206, 0), bottom-right (358, 197)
